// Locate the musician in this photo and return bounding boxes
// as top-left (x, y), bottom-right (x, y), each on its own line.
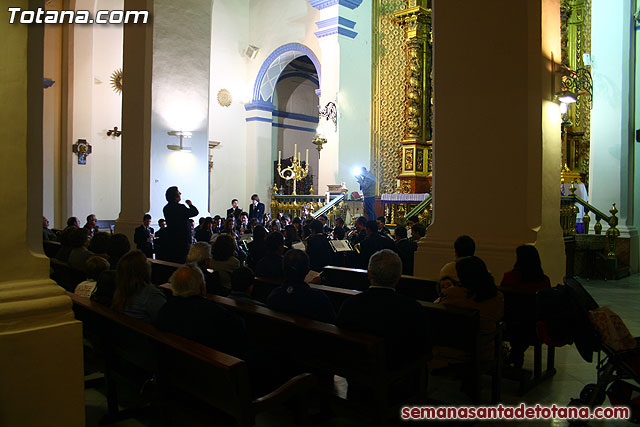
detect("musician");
top-left (354, 167), bottom-right (376, 220)
top-left (226, 199), bottom-right (242, 220)
top-left (133, 214), bottom-right (154, 258)
top-left (249, 194), bottom-right (265, 224)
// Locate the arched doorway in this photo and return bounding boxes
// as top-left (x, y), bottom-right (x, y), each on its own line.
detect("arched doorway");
top-left (246, 43), bottom-right (321, 199)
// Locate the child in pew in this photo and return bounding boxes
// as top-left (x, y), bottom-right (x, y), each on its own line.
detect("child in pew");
top-left (74, 256), bottom-right (110, 298)
top-left (432, 256), bottom-right (504, 368)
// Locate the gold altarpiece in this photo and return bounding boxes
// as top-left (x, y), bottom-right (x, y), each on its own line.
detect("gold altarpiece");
top-left (560, 0), bottom-right (592, 185)
top-left (372, 0), bottom-right (432, 196)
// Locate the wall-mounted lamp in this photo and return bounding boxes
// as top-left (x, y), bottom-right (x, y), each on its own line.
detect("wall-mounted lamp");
top-left (318, 101), bottom-right (337, 130)
top-left (167, 131), bottom-right (192, 152)
top-left (552, 58), bottom-right (592, 107)
top-left (107, 126), bottom-right (122, 137)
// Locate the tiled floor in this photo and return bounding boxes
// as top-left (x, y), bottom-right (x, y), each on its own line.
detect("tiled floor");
top-left (84, 274), bottom-right (640, 426)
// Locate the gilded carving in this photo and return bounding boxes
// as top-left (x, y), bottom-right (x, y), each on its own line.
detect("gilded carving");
top-left (405, 148), bottom-right (414, 171)
top-left (416, 148), bottom-right (424, 172)
top-left (372, 0), bottom-right (407, 195)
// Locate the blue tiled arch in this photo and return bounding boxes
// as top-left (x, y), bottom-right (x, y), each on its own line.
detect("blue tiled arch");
top-left (250, 43), bottom-right (321, 106)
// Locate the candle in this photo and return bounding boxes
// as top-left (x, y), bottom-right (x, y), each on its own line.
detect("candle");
top-left (294, 144), bottom-right (297, 160)
top-left (278, 150), bottom-right (281, 164)
top-left (306, 149), bottom-right (308, 165)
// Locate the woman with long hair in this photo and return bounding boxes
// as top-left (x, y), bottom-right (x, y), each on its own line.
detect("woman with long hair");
top-left (210, 234), bottom-right (241, 291)
top-left (501, 244), bottom-right (551, 291)
top-left (111, 250), bottom-right (166, 322)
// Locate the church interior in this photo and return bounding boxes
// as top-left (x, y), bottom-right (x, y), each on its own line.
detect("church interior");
top-left (2, 0), bottom-right (640, 425)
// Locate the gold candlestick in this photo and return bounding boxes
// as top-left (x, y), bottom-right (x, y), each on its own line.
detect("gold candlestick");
top-left (277, 151), bottom-right (309, 195)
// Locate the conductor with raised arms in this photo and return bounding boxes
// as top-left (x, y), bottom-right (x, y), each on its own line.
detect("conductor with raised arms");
top-left (163, 186), bottom-right (199, 263)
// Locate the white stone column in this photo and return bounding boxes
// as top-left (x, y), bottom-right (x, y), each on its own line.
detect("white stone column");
top-left (312, 0), bottom-right (372, 195)
top-left (245, 105), bottom-right (276, 210)
top-left (415, 0), bottom-right (566, 285)
top-left (0, 2), bottom-right (84, 424)
top-left (114, 0), bottom-right (153, 241)
top-left (590, 0), bottom-right (638, 272)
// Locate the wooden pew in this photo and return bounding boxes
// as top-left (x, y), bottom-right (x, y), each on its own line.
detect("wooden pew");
top-left (49, 257), bottom-right (86, 291)
top-left (499, 286), bottom-right (556, 394)
top-left (274, 281), bottom-right (501, 403)
top-left (67, 291), bottom-right (316, 426)
top-left (206, 294), bottom-right (428, 425)
top-left (320, 265), bottom-right (439, 302)
top-left (43, 239), bottom-right (61, 258)
top-left (149, 258), bottom-right (183, 286)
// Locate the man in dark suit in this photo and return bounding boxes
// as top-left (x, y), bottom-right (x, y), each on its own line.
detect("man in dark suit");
top-left (248, 194), bottom-right (265, 224)
top-left (156, 264), bottom-right (248, 358)
top-left (162, 186), bottom-right (199, 263)
top-left (350, 216), bottom-right (367, 246)
top-left (133, 213), bottom-right (154, 258)
top-left (226, 199), bottom-right (242, 220)
top-left (337, 249), bottom-right (430, 366)
top-left (358, 220), bottom-right (395, 269)
top-left (394, 226), bottom-right (417, 275)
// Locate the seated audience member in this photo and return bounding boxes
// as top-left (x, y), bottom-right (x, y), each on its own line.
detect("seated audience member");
top-left (68, 227), bottom-right (93, 272)
top-left (350, 216), bottom-right (368, 246)
top-left (306, 220), bottom-right (334, 272)
top-left (134, 214), bottom-right (155, 257)
top-left (112, 250), bottom-right (166, 323)
top-left (42, 216), bottom-right (58, 241)
top-left (228, 267), bottom-right (266, 306)
top-left (83, 214), bottom-right (99, 235)
top-left (75, 256), bottom-right (110, 297)
top-left (255, 231), bottom-right (285, 280)
top-left (358, 220), bottom-right (395, 269)
top-left (65, 216), bottom-right (80, 230)
top-left (186, 242), bottom-right (226, 296)
top-left (501, 245), bottom-right (551, 368)
top-left (394, 226), bottom-right (417, 275)
top-left (337, 249), bottom-right (430, 366)
top-left (156, 264), bottom-right (247, 358)
top-left (91, 234), bottom-right (133, 307)
top-left (246, 225), bottom-right (268, 268)
top-left (55, 227), bottom-right (75, 262)
top-left (88, 232), bottom-right (110, 260)
top-left (267, 250), bottom-right (336, 323)
top-left (210, 233), bottom-right (241, 291)
top-left (439, 235), bottom-right (475, 286)
top-left (107, 233), bottom-right (131, 268)
top-left (283, 224), bottom-right (301, 249)
top-left (193, 217), bottom-right (204, 235)
top-left (318, 214), bottom-right (332, 234)
top-left (435, 256), bottom-right (504, 363)
top-left (377, 216), bottom-right (391, 237)
top-left (194, 217), bottom-right (213, 243)
top-left (501, 245), bottom-right (551, 291)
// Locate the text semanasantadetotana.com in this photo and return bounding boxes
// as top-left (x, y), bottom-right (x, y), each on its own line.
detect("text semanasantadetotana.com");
top-left (8, 7), bottom-right (149, 24)
top-left (400, 404), bottom-right (630, 421)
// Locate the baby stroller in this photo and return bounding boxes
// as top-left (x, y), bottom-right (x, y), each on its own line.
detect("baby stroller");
top-left (537, 277), bottom-right (640, 424)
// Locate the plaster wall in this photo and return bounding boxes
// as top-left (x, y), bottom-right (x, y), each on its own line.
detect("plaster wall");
top-left (90, 0), bottom-right (123, 220)
top-left (150, 0), bottom-right (212, 220)
top-left (590, 0), bottom-right (638, 272)
top-left (209, 0), bottom-right (250, 215)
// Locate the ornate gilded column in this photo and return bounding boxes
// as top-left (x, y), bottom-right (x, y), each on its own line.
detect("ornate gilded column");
top-left (394, 0), bottom-right (432, 193)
